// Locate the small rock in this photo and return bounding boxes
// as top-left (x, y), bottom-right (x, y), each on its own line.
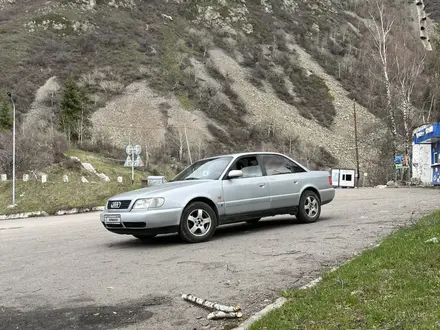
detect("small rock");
top-left (161, 13), bottom-right (173, 21)
top-left (425, 237), bottom-right (439, 244)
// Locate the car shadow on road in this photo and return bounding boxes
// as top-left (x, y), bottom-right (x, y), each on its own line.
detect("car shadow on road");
top-left (104, 215), bottom-right (331, 249)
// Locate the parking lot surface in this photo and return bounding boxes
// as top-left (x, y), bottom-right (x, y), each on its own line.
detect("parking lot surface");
top-left (1, 187), bottom-right (439, 330)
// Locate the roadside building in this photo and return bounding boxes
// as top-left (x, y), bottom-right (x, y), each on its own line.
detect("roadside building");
top-left (412, 122), bottom-right (440, 186)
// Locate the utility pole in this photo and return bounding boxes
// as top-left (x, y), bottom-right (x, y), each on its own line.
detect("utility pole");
top-left (129, 125), bottom-right (134, 185)
top-left (353, 100), bottom-right (360, 188)
top-left (7, 92), bottom-right (16, 207)
top-left (131, 147), bottom-right (134, 185)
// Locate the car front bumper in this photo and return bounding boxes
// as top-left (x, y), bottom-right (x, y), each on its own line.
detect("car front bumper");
top-left (100, 207), bottom-right (182, 235)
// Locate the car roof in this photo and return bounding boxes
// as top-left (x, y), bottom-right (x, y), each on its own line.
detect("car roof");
top-left (201, 151), bottom-right (289, 160)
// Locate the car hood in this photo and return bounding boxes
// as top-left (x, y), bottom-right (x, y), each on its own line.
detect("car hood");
top-left (109, 180), bottom-right (214, 200)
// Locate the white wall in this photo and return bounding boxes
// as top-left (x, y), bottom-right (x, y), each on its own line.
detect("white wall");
top-left (331, 168), bottom-right (356, 188)
top-left (340, 169), bottom-right (355, 187)
top-left (412, 124), bottom-right (432, 185)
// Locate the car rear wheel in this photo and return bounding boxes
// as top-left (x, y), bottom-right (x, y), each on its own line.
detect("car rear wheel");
top-left (296, 190), bottom-right (321, 223)
top-left (133, 234), bottom-right (157, 240)
top-left (179, 201), bottom-right (217, 243)
top-left (246, 218), bottom-right (261, 225)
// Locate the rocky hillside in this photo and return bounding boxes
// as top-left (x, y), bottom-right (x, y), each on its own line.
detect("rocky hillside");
top-left (0, 0), bottom-right (439, 184)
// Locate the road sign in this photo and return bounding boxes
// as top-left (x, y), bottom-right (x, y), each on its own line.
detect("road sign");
top-left (124, 155), bottom-right (144, 167)
top-left (126, 144), bottom-right (141, 155)
top-left (134, 145), bottom-right (141, 155)
top-left (124, 155), bottom-right (132, 167)
top-left (134, 155), bottom-right (144, 166)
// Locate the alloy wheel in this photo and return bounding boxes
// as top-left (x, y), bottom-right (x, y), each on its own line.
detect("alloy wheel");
top-left (304, 196), bottom-right (319, 218)
top-left (187, 209), bottom-right (212, 236)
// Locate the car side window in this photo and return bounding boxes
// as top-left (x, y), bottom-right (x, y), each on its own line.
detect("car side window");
top-left (262, 155), bottom-right (306, 176)
top-left (230, 156), bottom-right (263, 178)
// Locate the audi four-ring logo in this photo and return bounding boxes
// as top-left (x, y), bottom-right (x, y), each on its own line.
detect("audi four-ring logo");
top-left (110, 201), bottom-right (122, 209)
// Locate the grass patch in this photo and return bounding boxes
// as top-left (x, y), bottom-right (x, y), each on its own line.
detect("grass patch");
top-left (65, 148), bottom-right (147, 182)
top-left (282, 59), bottom-right (336, 129)
top-left (249, 211), bottom-right (440, 330)
top-left (0, 181), bottom-right (142, 215)
top-left (177, 91), bottom-right (193, 110)
top-left (0, 148), bottom-right (154, 215)
top-left (266, 70), bottom-right (295, 106)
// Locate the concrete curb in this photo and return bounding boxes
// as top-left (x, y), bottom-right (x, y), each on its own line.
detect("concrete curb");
top-left (0, 206), bottom-right (105, 220)
top-left (232, 297), bottom-right (288, 330)
top-left (231, 243), bottom-right (383, 330)
top-left (231, 276), bottom-right (324, 330)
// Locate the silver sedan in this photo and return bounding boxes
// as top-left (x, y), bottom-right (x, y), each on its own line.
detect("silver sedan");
top-left (100, 152), bottom-right (335, 243)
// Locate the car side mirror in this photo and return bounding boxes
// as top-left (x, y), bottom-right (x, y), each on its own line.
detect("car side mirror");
top-left (228, 170), bottom-right (243, 179)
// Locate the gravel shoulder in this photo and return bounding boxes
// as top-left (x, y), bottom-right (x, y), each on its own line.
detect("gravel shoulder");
top-left (1, 187), bottom-right (439, 330)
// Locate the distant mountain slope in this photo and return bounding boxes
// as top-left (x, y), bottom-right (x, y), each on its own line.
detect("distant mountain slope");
top-left (0, 0), bottom-right (439, 184)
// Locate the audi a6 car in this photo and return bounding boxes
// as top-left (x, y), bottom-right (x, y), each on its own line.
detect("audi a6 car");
top-left (100, 152), bottom-right (335, 243)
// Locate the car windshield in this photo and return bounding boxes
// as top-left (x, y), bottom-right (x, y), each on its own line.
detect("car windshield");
top-left (170, 156), bottom-right (233, 181)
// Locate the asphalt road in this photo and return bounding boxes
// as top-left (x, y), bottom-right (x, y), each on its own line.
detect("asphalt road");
top-left (1, 187), bottom-right (439, 330)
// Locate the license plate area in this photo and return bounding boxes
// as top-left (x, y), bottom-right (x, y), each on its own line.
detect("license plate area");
top-left (104, 214), bottom-right (121, 225)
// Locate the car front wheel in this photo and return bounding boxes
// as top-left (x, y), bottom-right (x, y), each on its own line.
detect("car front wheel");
top-left (296, 190), bottom-right (321, 223)
top-left (179, 201), bottom-right (217, 243)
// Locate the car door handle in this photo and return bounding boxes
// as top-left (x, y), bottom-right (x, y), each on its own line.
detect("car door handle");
top-left (293, 181), bottom-right (298, 184)
top-left (259, 183), bottom-right (266, 187)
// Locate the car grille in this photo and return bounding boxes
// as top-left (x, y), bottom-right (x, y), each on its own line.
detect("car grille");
top-left (107, 200), bottom-right (131, 210)
top-left (106, 223), bottom-right (123, 228)
top-left (123, 222), bottom-right (146, 228)
top-left (103, 222), bottom-right (146, 228)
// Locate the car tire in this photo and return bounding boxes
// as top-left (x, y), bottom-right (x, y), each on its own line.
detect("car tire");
top-left (178, 201), bottom-right (217, 243)
top-left (296, 190), bottom-right (321, 223)
top-left (133, 234), bottom-right (157, 240)
top-left (246, 218), bottom-right (261, 225)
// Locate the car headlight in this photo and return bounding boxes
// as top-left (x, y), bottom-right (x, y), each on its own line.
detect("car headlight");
top-left (132, 198), bottom-right (165, 210)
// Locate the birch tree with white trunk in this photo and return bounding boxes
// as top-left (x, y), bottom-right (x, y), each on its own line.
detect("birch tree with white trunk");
top-left (394, 34), bottom-right (427, 155)
top-left (365, 0), bottom-right (398, 156)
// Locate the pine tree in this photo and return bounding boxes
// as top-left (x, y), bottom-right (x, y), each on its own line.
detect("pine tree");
top-left (59, 74), bottom-right (91, 143)
top-left (0, 99), bottom-right (12, 131)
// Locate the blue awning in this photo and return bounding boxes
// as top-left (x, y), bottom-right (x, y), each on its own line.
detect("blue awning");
top-left (414, 123), bottom-right (440, 144)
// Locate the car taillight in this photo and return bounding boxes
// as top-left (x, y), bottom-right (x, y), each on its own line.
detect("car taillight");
top-left (328, 175), bottom-right (332, 185)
